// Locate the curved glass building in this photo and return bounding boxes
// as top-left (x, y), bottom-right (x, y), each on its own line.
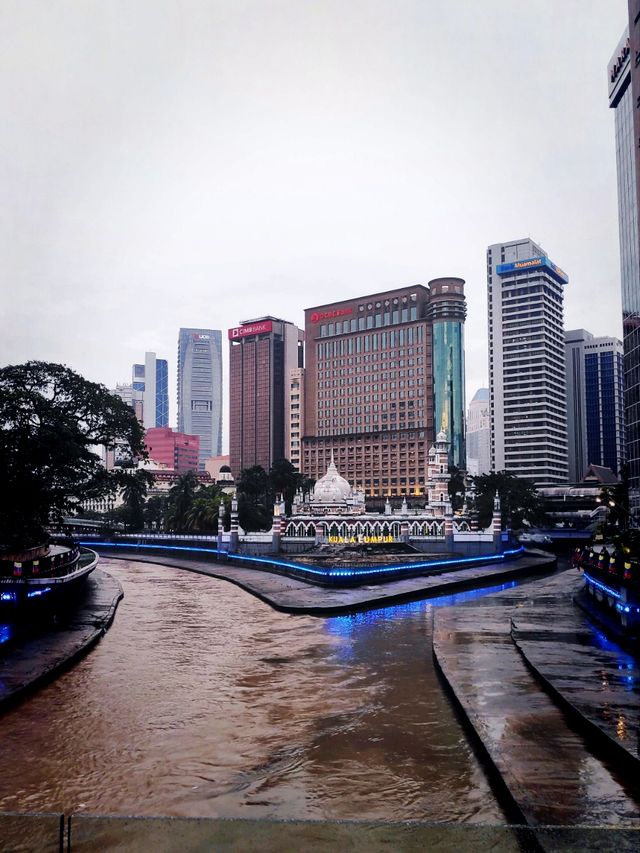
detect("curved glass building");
top-left (428, 278), bottom-right (466, 469)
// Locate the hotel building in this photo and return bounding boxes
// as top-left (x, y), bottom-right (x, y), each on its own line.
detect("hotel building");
top-left (565, 329), bottom-right (625, 482)
top-left (229, 317), bottom-right (304, 476)
top-left (302, 283), bottom-right (465, 498)
top-left (177, 328), bottom-right (223, 469)
top-left (487, 239), bottom-right (569, 484)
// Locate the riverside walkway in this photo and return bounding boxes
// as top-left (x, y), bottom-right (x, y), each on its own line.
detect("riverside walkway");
top-left (433, 568), bottom-right (640, 828)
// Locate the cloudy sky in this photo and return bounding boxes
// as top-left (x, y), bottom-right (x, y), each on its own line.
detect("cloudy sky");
top-left (1, 0), bottom-right (628, 446)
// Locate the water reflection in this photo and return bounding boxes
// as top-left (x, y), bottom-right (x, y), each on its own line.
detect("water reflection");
top-left (0, 559), bottom-right (506, 823)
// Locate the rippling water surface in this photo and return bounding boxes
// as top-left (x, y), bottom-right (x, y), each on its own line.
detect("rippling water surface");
top-left (0, 559), bottom-right (507, 822)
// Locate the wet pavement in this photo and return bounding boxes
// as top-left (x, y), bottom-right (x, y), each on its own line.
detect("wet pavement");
top-left (433, 569), bottom-right (640, 826)
top-left (512, 585), bottom-right (640, 768)
top-left (89, 546), bottom-right (556, 613)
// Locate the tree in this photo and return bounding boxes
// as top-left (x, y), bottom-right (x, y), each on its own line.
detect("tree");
top-left (447, 466), bottom-right (466, 513)
top-left (0, 361), bottom-right (145, 551)
top-left (184, 483), bottom-right (225, 533)
top-left (120, 469), bottom-right (155, 532)
top-left (269, 458), bottom-right (303, 514)
top-left (470, 471), bottom-right (544, 531)
top-left (143, 495), bottom-right (168, 530)
top-left (236, 465), bottom-right (271, 531)
top-left (164, 470), bottom-right (200, 532)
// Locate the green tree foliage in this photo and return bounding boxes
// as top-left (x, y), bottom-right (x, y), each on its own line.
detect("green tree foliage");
top-left (269, 457), bottom-right (304, 515)
top-left (470, 471), bottom-right (544, 531)
top-left (143, 495), bottom-right (168, 530)
top-left (164, 470), bottom-right (200, 532)
top-left (447, 466), bottom-right (466, 513)
top-left (184, 483), bottom-right (227, 533)
top-left (0, 361), bottom-right (145, 551)
top-left (120, 469), bottom-right (155, 532)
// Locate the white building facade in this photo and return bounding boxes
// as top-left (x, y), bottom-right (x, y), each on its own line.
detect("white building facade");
top-left (466, 388), bottom-right (491, 476)
top-left (487, 238), bottom-right (569, 484)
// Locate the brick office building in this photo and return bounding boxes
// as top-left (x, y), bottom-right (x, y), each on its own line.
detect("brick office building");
top-left (229, 317), bottom-right (304, 477)
top-left (302, 283), bottom-right (465, 499)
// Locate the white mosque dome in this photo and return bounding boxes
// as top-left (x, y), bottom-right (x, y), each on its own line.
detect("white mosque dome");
top-left (312, 456), bottom-right (353, 504)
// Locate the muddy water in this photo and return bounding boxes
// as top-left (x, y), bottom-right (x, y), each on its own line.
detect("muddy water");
top-left (0, 559), bottom-right (508, 822)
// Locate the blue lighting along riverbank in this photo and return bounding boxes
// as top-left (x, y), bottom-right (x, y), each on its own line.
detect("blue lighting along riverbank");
top-left (79, 540), bottom-right (525, 587)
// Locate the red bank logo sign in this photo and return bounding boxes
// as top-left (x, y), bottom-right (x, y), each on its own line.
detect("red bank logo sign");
top-left (310, 307), bottom-right (353, 323)
top-left (228, 320), bottom-right (273, 340)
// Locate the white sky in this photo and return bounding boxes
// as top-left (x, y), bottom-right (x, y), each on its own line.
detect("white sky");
top-left (1, 0), bottom-right (628, 450)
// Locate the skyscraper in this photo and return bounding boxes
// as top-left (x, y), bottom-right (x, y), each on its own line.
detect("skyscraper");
top-left (466, 388), bottom-right (491, 476)
top-left (178, 329), bottom-right (223, 469)
top-left (428, 277), bottom-right (466, 468)
top-left (302, 283), bottom-right (465, 498)
top-left (132, 352), bottom-right (169, 429)
top-left (565, 330), bottom-right (625, 482)
top-left (228, 317), bottom-right (304, 476)
top-left (487, 239), bottom-right (569, 484)
top-left (610, 18), bottom-right (640, 516)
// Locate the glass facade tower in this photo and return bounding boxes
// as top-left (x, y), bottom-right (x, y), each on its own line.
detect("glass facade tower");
top-left (177, 329), bottom-right (223, 469)
top-left (609, 25), bottom-right (640, 515)
top-left (427, 278), bottom-right (466, 468)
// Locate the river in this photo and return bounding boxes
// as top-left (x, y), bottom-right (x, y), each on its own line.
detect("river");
top-left (0, 559), bottom-right (511, 823)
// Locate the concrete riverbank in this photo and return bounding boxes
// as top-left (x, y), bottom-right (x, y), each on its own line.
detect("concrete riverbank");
top-left (87, 546), bottom-right (557, 614)
top-left (433, 569), bottom-right (640, 828)
top-left (0, 568), bottom-right (123, 712)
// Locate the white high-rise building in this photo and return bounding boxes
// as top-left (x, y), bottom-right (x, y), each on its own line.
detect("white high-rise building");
top-left (466, 388), bottom-right (491, 476)
top-left (487, 239), bottom-right (569, 484)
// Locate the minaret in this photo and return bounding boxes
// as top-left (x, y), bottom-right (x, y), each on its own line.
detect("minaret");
top-left (426, 430), bottom-right (452, 517)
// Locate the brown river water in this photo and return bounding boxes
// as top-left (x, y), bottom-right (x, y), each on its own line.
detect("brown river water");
top-left (0, 559), bottom-right (509, 823)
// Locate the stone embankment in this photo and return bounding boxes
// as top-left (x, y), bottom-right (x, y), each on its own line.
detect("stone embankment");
top-left (0, 568), bottom-right (123, 711)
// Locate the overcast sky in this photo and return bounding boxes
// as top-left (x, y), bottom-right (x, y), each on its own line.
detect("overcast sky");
top-left (1, 0), bottom-right (628, 448)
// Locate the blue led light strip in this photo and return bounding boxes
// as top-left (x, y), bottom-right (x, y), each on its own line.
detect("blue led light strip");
top-left (80, 540), bottom-right (523, 581)
top-left (583, 571), bottom-right (622, 600)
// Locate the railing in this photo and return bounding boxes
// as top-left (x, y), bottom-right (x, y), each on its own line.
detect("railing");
top-left (0, 547), bottom-right (80, 579)
top-left (2, 812), bottom-right (640, 852)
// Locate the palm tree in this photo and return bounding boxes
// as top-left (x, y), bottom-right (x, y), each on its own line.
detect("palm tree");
top-left (185, 496), bottom-right (221, 533)
top-left (119, 469), bottom-right (155, 532)
top-left (164, 470), bottom-right (200, 532)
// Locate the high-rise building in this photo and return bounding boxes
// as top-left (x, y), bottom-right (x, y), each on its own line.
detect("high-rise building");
top-left (302, 283), bottom-right (465, 498)
top-left (565, 330), bottom-right (625, 482)
top-left (177, 329), bottom-right (223, 469)
top-left (229, 317), bottom-right (304, 476)
top-left (132, 352), bottom-right (169, 429)
top-left (466, 388), bottom-right (491, 476)
top-left (145, 426), bottom-right (200, 473)
top-left (487, 239), bottom-right (569, 484)
top-left (288, 367), bottom-right (305, 471)
top-left (429, 277), bottom-right (466, 468)
top-left (610, 17), bottom-right (640, 517)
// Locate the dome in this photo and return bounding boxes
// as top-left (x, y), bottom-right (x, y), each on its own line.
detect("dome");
top-left (219, 465), bottom-right (231, 473)
top-left (312, 455), bottom-right (353, 504)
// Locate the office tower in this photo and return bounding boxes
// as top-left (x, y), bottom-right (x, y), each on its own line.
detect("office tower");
top-left (145, 426), bottom-right (200, 473)
top-left (303, 284), bottom-right (459, 499)
top-left (466, 388), bottom-right (491, 476)
top-left (565, 330), bottom-right (625, 482)
top-left (229, 317), bottom-right (304, 476)
top-left (428, 277), bottom-right (466, 468)
top-left (178, 329), bottom-right (223, 469)
top-left (487, 239), bottom-right (569, 484)
top-left (131, 352), bottom-right (169, 429)
top-left (288, 367), bottom-right (305, 471)
top-left (610, 18), bottom-right (640, 516)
